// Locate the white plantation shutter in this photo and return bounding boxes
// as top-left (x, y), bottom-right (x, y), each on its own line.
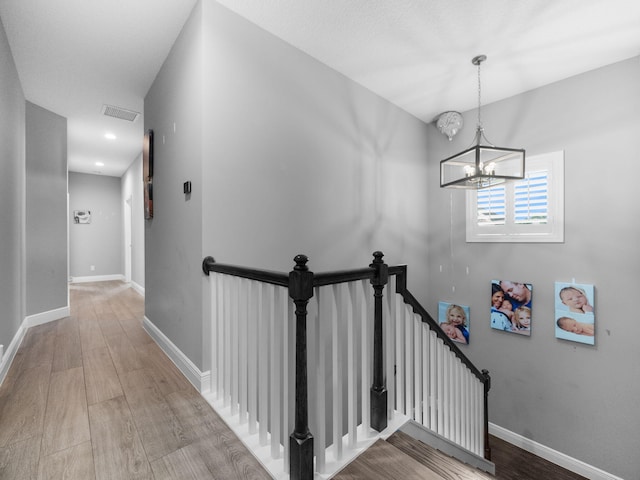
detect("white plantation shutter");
top-left (466, 151), bottom-right (564, 243)
top-left (514, 171), bottom-right (548, 225)
top-left (477, 185), bottom-right (506, 225)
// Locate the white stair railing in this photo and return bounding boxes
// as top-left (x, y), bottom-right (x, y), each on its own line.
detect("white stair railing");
top-left (202, 253), bottom-right (491, 479)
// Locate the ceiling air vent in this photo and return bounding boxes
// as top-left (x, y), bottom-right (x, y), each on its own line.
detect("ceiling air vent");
top-left (101, 104), bottom-right (140, 122)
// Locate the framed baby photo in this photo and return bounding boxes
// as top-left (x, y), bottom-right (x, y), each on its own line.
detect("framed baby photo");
top-left (490, 280), bottom-right (532, 336)
top-left (554, 282), bottom-right (595, 345)
top-left (438, 301), bottom-right (470, 345)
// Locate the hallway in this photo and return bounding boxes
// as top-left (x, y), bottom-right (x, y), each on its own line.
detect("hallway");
top-left (0, 281), bottom-right (270, 479)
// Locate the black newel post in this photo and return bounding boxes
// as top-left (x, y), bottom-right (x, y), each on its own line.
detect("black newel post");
top-left (482, 369), bottom-right (492, 461)
top-left (288, 255), bottom-right (314, 480)
top-left (370, 251), bottom-right (389, 432)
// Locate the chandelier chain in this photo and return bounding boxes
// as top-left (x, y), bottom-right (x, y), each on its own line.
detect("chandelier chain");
top-left (477, 59), bottom-right (482, 129)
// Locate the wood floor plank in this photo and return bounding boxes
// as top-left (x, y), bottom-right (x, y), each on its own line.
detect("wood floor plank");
top-left (137, 342), bottom-right (193, 396)
top-left (490, 435), bottom-right (587, 480)
top-left (0, 364), bottom-right (50, 448)
top-left (386, 431), bottom-right (494, 480)
top-left (52, 317), bottom-right (83, 372)
top-left (0, 437), bottom-right (41, 480)
top-left (165, 388), bottom-right (228, 442)
top-left (333, 439), bottom-right (446, 480)
top-left (82, 346), bottom-right (123, 405)
top-left (88, 395), bottom-right (153, 480)
top-left (165, 389), bottom-right (272, 480)
top-left (37, 440), bottom-right (95, 480)
top-left (41, 367), bottom-right (91, 456)
top-left (150, 444), bottom-right (214, 480)
top-left (119, 317), bottom-right (154, 347)
top-left (97, 314), bottom-right (126, 338)
top-left (103, 332), bottom-right (142, 375)
top-left (77, 306), bottom-right (107, 352)
top-left (21, 326), bottom-right (56, 370)
top-left (120, 368), bottom-right (190, 461)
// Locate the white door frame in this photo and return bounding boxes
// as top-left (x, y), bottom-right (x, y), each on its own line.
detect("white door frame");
top-left (124, 195), bottom-right (132, 283)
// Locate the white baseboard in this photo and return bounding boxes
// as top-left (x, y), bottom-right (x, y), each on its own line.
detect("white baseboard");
top-left (0, 325), bottom-right (27, 386)
top-left (70, 274), bottom-right (125, 283)
top-left (489, 423), bottom-right (623, 480)
top-left (24, 306), bottom-right (70, 328)
top-left (130, 281), bottom-right (145, 297)
top-left (142, 316), bottom-right (210, 393)
top-left (1, 305), bottom-right (70, 386)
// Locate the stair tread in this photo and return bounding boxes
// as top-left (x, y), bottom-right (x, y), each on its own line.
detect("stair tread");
top-left (332, 438), bottom-right (446, 480)
top-left (386, 431), bottom-right (494, 480)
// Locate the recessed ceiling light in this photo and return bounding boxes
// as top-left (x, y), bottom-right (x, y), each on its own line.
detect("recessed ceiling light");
top-left (104, 133), bottom-right (117, 140)
top-left (95, 162), bottom-right (104, 167)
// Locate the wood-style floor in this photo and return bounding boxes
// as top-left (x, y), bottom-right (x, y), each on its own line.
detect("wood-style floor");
top-left (0, 280), bottom-right (588, 479)
top-left (334, 430), bottom-right (588, 480)
top-left (0, 281), bottom-right (271, 479)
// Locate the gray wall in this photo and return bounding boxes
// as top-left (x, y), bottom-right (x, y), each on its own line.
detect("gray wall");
top-left (144, 1), bottom-right (204, 367)
top-left (144, 0), bottom-right (430, 372)
top-left (122, 154), bottom-right (145, 289)
top-left (0, 17), bottom-right (25, 352)
top-left (424, 57), bottom-right (640, 480)
top-left (200, 1), bottom-right (430, 274)
top-left (69, 172), bottom-right (123, 278)
top-left (25, 102), bottom-right (68, 316)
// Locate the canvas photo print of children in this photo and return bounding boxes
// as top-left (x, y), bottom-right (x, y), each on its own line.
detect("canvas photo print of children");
top-left (438, 302), bottom-right (470, 345)
top-left (490, 280), bottom-right (532, 336)
top-left (555, 282), bottom-right (595, 345)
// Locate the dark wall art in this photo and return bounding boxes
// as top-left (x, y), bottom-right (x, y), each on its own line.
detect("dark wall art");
top-left (143, 129), bottom-right (154, 219)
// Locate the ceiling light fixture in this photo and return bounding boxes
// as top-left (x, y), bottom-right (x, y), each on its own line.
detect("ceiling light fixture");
top-left (95, 162), bottom-right (104, 167)
top-left (436, 111), bottom-right (463, 141)
top-left (104, 133), bottom-right (117, 140)
top-left (440, 55), bottom-right (525, 189)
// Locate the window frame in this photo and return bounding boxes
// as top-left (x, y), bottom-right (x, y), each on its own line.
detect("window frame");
top-left (466, 150), bottom-right (564, 243)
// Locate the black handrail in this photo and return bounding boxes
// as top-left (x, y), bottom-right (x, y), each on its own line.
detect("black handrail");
top-left (393, 264), bottom-right (488, 382)
top-left (202, 256), bottom-right (288, 286)
top-left (202, 256), bottom-right (377, 287)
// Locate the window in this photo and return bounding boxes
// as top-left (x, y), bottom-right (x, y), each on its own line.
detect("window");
top-left (466, 150), bottom-right (564, 243)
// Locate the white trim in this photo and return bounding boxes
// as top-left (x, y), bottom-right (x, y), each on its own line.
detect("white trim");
top-left (24, 306), bottom-right (70, 328)
top-left (0, 325), bottom-right (27, 386)
top-left (70, 274), bottom-right (125, 283)
top-left (489, 423), bottom-right (624, 480)
top-left (466, 150), bottom-right (564, 243)
top-left (1, 305), bottom-right (69, 386)
top-left (142, 316), bottom-right (211, 393)
top-left (130, 281), bottom-right (145, 297)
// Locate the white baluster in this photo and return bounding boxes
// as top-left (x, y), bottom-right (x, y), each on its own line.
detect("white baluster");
top-left (360, 280), bottom-right (370, 433)
top-left (238, 278), bottom-right (248, 423)
top-left (248, 280), bottom-right (258, 434)
top-left (231, 276), bottom-right (239, 415)
top-left (314, 287), bottom-right (326, 472)
top-left (331, 284), bottom-right (343, 461)
top-left (421, 320), bottom-right (429, 429)
top-left (258, 283), bottom-right (269, 445)
top-left (413, 313), bottom-right (422, 424)
top-left (346, 282), bottom-right (357, 447)
top-left (270, 285), bottom-right (282, 458)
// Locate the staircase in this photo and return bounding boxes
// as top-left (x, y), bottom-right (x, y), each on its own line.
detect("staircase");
top-left (201, 252), bottom-right (493, 479)
top-left (333, 431), bottom-right (494, 480)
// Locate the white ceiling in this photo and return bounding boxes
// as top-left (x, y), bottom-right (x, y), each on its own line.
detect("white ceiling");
top-left (1, 0), bottom-right (639, 177)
